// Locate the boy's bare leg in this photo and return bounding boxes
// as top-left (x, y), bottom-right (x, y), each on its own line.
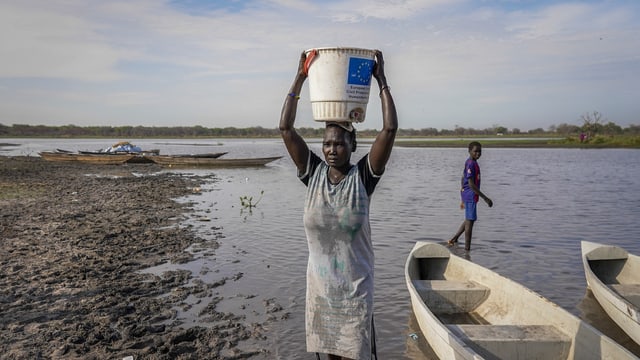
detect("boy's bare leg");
top-left (464, 220), bottom-right (475, 251)
top-left (448, 222), bottom-right (466, 245)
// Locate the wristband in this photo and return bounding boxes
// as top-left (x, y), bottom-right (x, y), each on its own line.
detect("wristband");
top-left (288, 92), bottom-right (300, 99)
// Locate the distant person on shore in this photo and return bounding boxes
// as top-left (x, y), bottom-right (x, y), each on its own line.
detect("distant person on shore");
top-left (279, 50), bottom-right (397, 360)
top-left (448, 141), bottom-right (493, 251)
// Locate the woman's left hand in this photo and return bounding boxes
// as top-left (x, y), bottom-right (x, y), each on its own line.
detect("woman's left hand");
top-left (373, 50), bottom-right (386, 82)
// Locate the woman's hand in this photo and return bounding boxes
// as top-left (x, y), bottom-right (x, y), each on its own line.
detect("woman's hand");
top-left (288, 51), bottom-right (308, 98)
top-left (373, 50), bottom-right (386, 85)
top-left (297, 51), bottom-right (309, 79)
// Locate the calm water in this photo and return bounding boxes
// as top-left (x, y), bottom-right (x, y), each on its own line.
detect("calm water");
top-left (3, 138), bottom-right (640, 358)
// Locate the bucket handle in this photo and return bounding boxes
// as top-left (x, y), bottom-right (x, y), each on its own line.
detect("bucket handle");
top-left (303, 49), bottom-right (317, 76)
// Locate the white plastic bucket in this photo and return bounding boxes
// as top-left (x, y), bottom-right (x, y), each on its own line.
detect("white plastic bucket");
top-left (305, 47), bottom-right (376, 123)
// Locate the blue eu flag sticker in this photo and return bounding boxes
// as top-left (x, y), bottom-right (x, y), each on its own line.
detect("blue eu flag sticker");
top-left (347, 57), bottom-right (374, 86)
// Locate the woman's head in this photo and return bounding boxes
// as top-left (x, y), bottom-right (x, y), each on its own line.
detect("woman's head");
top-left (323, 122), bottom-right (357, 168)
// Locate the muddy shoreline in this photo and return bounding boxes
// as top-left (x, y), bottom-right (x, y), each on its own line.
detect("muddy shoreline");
top-left (0, 157), bottom-right (274, 359)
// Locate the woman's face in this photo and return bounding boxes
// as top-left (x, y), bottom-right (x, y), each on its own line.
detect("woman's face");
top-left (322, 126), bottom-right (352, 168)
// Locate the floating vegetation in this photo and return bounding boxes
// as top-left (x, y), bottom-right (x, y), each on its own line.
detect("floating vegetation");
top-left (240, 190), bottom-right (264, 216)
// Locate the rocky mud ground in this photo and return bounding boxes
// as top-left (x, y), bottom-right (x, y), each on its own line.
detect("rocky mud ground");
top-left (0, 156), bottom-right (275, 359)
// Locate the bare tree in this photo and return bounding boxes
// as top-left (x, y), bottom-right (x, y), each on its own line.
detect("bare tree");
top-left (580, 111), bottom-right (606, 140)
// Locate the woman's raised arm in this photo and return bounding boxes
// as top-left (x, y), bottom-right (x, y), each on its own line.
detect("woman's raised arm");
top-left (279, 52), bottom-right (310, 173)
top-left (369, 50), bottom-right (398, 175)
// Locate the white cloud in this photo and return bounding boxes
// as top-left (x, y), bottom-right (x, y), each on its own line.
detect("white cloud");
top-left (325, 0), bottom-right (459, 22)
top-left (0, 0), bottom-right (638, 130)
top-left (0, 2), bottom-right (126, 81)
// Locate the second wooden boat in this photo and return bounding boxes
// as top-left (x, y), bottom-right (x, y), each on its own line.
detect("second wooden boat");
top-left (146, 155), bottom-right (281, 167)
top-left (405, 241), bottom-right (636, 359)
top-left (167, 152), bottom-right (227, 158)
top-left (582, 241), bottom-right (640, 346)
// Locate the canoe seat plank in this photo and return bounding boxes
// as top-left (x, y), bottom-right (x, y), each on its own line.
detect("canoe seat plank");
top-left (447, 324), bottom-right (571, 360)
top-left (412, 280), bottom-right (489, 314)
top-left (609, 284), bottom-right (640, 308)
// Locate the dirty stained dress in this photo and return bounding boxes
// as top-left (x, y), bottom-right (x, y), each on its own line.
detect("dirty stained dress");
top-left (299, 151), bottom-right (381, 359)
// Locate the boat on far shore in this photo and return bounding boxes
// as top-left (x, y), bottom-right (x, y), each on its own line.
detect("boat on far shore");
top-left (77, 141), bottom-right (159, 163)
top-left (83, 141), bottom-right (158, 155)
top-left (145, 154), bottom-right (281, 167)
top-left (41, 141), bottom-right (161, 164)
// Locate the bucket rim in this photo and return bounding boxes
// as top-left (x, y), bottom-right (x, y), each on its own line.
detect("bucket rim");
top-left (304, 47), bottom-right (377, 55)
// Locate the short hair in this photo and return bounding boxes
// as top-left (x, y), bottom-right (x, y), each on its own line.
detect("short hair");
top-left (468, 141), bottom-right (481, 151)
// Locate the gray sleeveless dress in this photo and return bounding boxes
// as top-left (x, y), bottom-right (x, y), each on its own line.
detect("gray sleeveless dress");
top-left (299, 152), bottom-right (381, 359)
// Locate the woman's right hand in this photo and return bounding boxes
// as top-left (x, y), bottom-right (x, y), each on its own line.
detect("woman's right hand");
top-left (297, 51), bottom-right (308, 79)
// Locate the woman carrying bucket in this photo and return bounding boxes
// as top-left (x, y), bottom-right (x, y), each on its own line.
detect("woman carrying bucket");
top-left (279, 49), bottom-right (397, 360)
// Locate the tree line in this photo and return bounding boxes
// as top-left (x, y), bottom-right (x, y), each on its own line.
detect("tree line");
top-left (1, 113), bottom-right (638, 138)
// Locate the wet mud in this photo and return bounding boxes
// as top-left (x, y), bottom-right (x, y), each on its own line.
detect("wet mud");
top-left (0, 156), bottom-right (275, 359)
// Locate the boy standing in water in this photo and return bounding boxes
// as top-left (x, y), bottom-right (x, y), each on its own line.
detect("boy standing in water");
top-left (448, 141), bottom-right (493, 251)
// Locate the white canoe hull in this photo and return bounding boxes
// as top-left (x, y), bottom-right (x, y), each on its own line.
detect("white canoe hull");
top-left (405, 241), bottom-right (636, 359)
top-left (581, 241), bottom-right (640, 346)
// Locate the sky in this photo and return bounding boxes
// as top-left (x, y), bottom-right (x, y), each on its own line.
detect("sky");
top-left (0, 0), bottom-right (638, 132)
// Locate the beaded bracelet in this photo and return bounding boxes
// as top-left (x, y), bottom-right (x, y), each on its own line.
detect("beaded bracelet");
top-left (379, 85), bottom-right (390, 96)
top-left (288, 92), bottom-right (300, 99)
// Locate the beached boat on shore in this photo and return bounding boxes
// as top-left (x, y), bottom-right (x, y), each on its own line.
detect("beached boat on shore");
top-left (78, 149), bottom-right (160, 156)
top-left (44, 142), bottom-right (160, 164)
top-left (79, 141), bottom-right (154, 154)
top-left (73, 153), bottom-right (136, 165)
top-left (581, 241), bottom-right (640, 346)
top-left (405, 241), bottom-right (637, 359)
top-left (39, 151), bottom-right (78, 162)
top-left (77, 141), bottom-right (159, 163)
top-left (39, 151), bottom-right (135, 165)
top-left (75, 151), bottom-right (156, 164)
top-left (145, 152), bottom-right (227, 159)
top-left (145, 155), bottom-right (281, 167)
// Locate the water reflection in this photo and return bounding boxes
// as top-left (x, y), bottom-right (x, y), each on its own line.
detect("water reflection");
top-left (4, 139), bottom-right (640, 359)
top-left (404, 310), bottom-right (439, 359)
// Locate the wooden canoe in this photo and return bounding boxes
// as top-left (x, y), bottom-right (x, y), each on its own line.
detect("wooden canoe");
top-left (39, 151), bottom-right (135, 164)
top-left (39, 151), bottom-right (78, 162)
top-left (79, 149), bottom-right (160, 156)
top-left (73, 153), bottom-right (136, 164)
top-left (145, 155), bottom-right (281, 167)
top-left (405, 241), bottom-right (636, 359)
top-left (165, 152), bottom-right (227, 158)
top-left (581, 241), bottom-right (640, 346)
